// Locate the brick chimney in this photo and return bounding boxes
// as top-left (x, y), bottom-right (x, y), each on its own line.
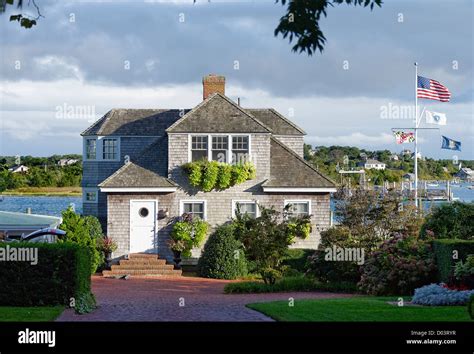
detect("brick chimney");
top-left (202, 74), bottom-right (225, 100)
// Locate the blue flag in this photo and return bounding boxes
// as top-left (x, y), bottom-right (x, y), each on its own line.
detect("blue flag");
top-left (441, 136), bottom-right (461, 151)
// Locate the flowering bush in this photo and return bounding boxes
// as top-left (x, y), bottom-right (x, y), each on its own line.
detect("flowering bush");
top-left (412, 283), bottom-right (474, 306)
top-left (358, 233), bottom-right (437, 295)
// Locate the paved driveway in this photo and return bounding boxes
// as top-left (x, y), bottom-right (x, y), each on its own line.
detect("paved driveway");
top-left (57, 276), bottom-right (352, 322)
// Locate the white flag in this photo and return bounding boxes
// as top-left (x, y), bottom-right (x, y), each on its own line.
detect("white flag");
top-left (425, 110), bottom-right (447, 125)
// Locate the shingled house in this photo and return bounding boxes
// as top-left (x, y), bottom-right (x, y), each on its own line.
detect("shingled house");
top-left (81, 75), bottom-right (336, 271)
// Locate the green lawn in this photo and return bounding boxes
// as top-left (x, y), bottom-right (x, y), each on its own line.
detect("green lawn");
top-left (247, 297), bottom-right (473, 322)
top-left (0, 306), bottom-right (64, 322)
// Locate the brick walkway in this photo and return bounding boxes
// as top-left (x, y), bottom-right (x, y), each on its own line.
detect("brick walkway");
top-left (57, 276), bottom-right (352, 322)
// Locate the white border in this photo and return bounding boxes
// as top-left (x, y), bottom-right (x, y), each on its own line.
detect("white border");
top-left (179, 199), bottom-right (207, 220)
top-left (263, 187), bottom-right (337, 193)
top-left (100, 187), bottom-right (177, 193)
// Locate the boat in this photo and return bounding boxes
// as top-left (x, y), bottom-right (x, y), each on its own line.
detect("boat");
top-left (427, 183), bottom-right (439, 187)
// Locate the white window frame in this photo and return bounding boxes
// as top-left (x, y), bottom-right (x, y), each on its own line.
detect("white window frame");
top-left (83, 188), bottom-right (99, 204)
top-left (179, 200), bottom-right (207, 220)
top-left (188, 134), bottom-right (251, 164)
top-left (232, 200), bottom-right (259, 218)
top-left (284, 200), bottom-right (312, 217)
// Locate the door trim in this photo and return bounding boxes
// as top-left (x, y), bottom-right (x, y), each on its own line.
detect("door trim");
top-left (129, 199), bottom-right (158, 254)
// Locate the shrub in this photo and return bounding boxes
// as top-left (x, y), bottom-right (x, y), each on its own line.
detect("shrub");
top-left (223, 275), bottom-right (357, 294)
top-left (198, 224), bottom-right (248, 279)
top-left (306, 227), bottom-right (362, 284)
top-left (233, 206), bottom-right (311, 284)
top-left (420, 202), bottom-right (474, 240)
top-left (282, 249), bottom-right (313, 273)
top-left (170, 213), bottom-right (209, 257)
top-left (453, 255), bottom-right (474, 289)
top-left (182, 161), bottom-right (256, 191)
top-left (358, 233), bottom-right (437, 296)
top-left (0, 243), bottom-right (95, 314)
top-left (412, 284), bottom-right (474, 306)
top-left (432, 239), bottom-right (474, 283)
top-left (59, 207), bottom-right (102, 274)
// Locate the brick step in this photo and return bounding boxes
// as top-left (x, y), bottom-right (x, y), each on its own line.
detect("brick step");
top-left (102, 269), bottom-right (182, 277)
top-left (127, 253), bottom-right (161, 260)
top-left (119, 259), bottom-right (167, 266)
top-left (111, 264), bottom-right (175, 271)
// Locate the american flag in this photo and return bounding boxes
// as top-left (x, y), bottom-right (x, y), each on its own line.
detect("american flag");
top-left (417, 76), bottom-right (451, 102)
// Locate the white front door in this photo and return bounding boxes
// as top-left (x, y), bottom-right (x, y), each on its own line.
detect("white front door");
top-left (130, 200), bottom-right (157, 253)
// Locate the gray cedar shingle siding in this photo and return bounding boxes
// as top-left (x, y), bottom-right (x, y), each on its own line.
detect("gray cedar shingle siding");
top-left (246, 108), bottom-right (306, 135)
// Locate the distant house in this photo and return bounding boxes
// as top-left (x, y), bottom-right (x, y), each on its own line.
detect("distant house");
top-left (8, 165), bottom-right (29, 173)
top-left (58, 158), bottom-right (79, 167)
top-left (390, 154), bottom-right (399, 161)
top-left (455, 168), bottom-right (474, 181)
top-left (401, 149), bottom-right (412, 156)
top-left (359, 159), bottom-right (386, 170)
top-left (411, 152), bottom-right (424, 160)
top-left (403, 173), bottom-right (415, 181)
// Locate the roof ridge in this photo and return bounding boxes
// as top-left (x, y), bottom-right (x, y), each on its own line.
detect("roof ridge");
top-left (80, 111), bottom-right (109, 136)
top-left (166, 93), bottom-right (273, 133)
top-left (270, 136), bottom-right (337, 186)
top-left (268, 108), bottom-right (306, 135)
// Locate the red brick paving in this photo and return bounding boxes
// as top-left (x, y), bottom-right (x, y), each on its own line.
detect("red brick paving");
top-left (57, 276), bottom-right (353, 322)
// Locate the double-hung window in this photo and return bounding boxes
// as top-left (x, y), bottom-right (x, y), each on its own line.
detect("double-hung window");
top-left (182, 201), bottom-right (205, 220)
top-left (191, 136), bottom-right (208, 162)
top-left (233, 201), bottom-right (257, 219)
top-left (232, 136), bottom-right (249, 164)
top-left (102, 138), bottom-right (118, 160)
top-left (211, 136), bottom-right (228, 163)
top-left (85, 139), bottom-right (97, 160)
top-left (285, 201), bottom-right (311, 217)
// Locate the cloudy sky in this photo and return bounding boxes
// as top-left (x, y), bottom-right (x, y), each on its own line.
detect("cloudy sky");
top-left (0, 0), bottom-right (472, 159)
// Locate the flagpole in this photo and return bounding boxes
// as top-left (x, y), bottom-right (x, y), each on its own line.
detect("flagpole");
top-left (414, 62), bottom-right (419, 209)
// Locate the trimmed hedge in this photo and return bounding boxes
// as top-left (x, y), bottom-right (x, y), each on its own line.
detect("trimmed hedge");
top-left (197, 224), bottom-right (247, 279)
top-left (282, 249), bottom-right (313, 273)
top-left (0, 242), bottom-right (95, 314)
top-left (432, 239), bottom-right (474, 283)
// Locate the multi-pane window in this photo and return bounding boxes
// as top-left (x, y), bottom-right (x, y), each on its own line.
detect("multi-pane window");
top-left (182, 202), bottom-right (205, 219)
top-left (191, 136), bottom-right (208, 162)
top-left (83, 189), bottom-right (98, 204)
top-left (86, 139), bottom-right (96, 160)
top-left (286, 201), bottom-right (310, 217)
top-left (232, 136), bottom-right (249, 164)
top-left (102, 138), bottom-right (118, 160)
top-left (234, 201), bottom-right (257, 218)
top-left (212, 136), bottom-right (228, 162)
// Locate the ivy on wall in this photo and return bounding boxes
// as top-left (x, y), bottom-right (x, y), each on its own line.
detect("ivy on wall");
top-left (182, 161), bottom-right (256, 192)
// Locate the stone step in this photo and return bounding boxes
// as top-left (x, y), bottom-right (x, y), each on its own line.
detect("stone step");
top-left (111, 264), bottom-right (175, 271)
top-left (127, 253), bottom-right (161, 260)
top-left (119, 259), bottom-right (167, 266)
top-left (102, 269), bottom-right (182, 277)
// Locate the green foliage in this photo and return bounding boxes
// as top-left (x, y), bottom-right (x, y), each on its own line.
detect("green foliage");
top-left (223, 275), bottom-right (357, 294)
top-left (233, 206), bottom-right (312, 284)
top-left (358, 233), bottom-right (437, 296)
top-left (197, 224), bottom-right (248, 279)
top-left (170, 214), bottom-right (209, 257)
top-left (281, 249), bottom-right (313, 273)
top-left (0, 243), bottom-right (96, 314)
top-left (421, 202), bottom-right (474, 240)
top-left (274, 0), bottom-right (382, 55)
top-left (182, 161), bottom-right (256, 192)
top-left (59, 207), bottom-right (103, 274)
top-left (468, 295), bottom-right (474, 319)
top-left (432, 239), bottom-right (474, 283)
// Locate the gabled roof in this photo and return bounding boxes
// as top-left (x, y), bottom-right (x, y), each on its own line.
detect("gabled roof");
top-left (81, 109), bottom-right (187, 136)
top-left (99, 137), bottom-right (177, 189)
top-left (245, 108), bottom-right (306, 135)
top-left (166, 93), bottom-right (272, 134)
top-left (263, 137), bottom-right (336, 190)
